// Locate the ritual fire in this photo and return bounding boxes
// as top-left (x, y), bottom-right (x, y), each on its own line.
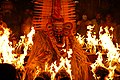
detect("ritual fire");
top-left (0, 0), bottom-right (120, 80)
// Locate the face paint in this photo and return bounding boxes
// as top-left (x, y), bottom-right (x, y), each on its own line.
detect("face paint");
top-left (46, 22), bottom-right (73, 48)
top-left (53, 22), bottom-right (64, 45)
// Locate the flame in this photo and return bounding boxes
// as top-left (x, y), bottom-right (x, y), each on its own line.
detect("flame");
top-left (16, 27), bottom-right (35, 69)
top-left (99, 27), bottom-right (119, 79)
top-left (50, 49), bottom-right (72, 80)
top-left (91, 52), bottom-right (106, 79)
top-left (0, 28), bottom-right (15, 64)
top-left (86, 25), bottom-right (98, 53)
top-left (76, 33), bottom-right (85, 46)
top-left (0, 27), bottom-right (35, 69)
top-left (33, 49), bottom-right (73, 80)
top-left (34, 66), bottom-right (41, 80)
top-left (76, 25), bottom-right (120, 79)
top-left (77, 25), bottom-right (99, 53)
top-left (91, 26), bottom-right (120, 80)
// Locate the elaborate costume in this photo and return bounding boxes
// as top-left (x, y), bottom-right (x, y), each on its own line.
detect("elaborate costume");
top-left (25, 0), bottom-right (89, 80)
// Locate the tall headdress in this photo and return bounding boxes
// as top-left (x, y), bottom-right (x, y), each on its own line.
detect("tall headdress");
top-left (33, 0), bottom-right (76, 31)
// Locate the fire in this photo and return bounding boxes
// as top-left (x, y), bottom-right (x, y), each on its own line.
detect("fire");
top-left (86, 25), bottom-right (98, 53)
top-left (16, 27), bottom-right (35, 69)
top-left (34, 66), bottom-right (41, 80)
top-left (1, 24), bottom-right (120, 80)
top-left (76, 33), bottom-right (85, 46)
top-left (91, 52), bottom-right (107, 79)
top-left (99, 26), bottom-right (119, 79)
top-left (0, 27), bottom-right (35, 69)
top-left (50, 49), bottom-right (72, 80)
top-left (77, 25), bottom-right (98, 53)
top-left (32, 49), bottom-right (73, 80)
top-left (76, 25), bottom-right (120, 79)
top-left (0, 28), bottom-right (15, 64)
top-left (91, 26), bottom-right (120, 80)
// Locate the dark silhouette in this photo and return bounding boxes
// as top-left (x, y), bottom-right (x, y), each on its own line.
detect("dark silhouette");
top-left (0, 63), bottom-right (16, 80)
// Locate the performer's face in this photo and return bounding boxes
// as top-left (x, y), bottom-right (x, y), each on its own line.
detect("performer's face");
top-left (53, 22), bottom-right (64, 45)
top-left (47, 22), bottom-right (72, 48)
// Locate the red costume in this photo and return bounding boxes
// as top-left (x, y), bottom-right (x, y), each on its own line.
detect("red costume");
top-left (25, 0), bottom-right (89, 80)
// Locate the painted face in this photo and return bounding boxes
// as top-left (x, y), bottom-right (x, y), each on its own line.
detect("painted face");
top-left (53, 22), bottom-right (64, 45)
top-left (46, 22), bottom-right (72, 47)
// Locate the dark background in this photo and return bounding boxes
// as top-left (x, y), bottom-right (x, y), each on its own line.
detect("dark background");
top-left (0, 0), bottom-right (33, 12)
top-left (75, 0), bottom-right (120, 23)
top-left (0, 0), bottom-right (120, 22)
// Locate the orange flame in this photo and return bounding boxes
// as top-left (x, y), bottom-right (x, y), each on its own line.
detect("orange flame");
top-left (91, 26), bottom-right (120, 80)
top-left (0, 27), bottom-right (35, 69)
top-left (16, 27), bottom-right (35, 69)
top-left (86, 25), bottom-right (98, 53)
top-left (76, 33), bottom-right (85, 46)
top-left (50, 49), bottom-right (72, 80)
top-left (0, 28), bottom-right (15, 64)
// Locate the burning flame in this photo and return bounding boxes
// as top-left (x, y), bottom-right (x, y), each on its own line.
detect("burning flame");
top-left (91, 26), bottom-right (120, 80)
top-left (76, 25), bottom-right (120, 79)
top-left (77, 25), bottom-right (98, 53)
top-left (33, 49), bottom-right (73, 80)
top-left (76, 33), bottom-right (85, 46)
top-left (0, 27), bottom-right (35, 69)
top-left (0, 28), bottom-right (15, 64)
top-left (1, 24), bottom-right (119, 80)
top-left (50, 49), bottom-right (72, 80)
top-left (16, 27), bottom-right (35, 69)
top-left (86, 25), bottom-right (98, 53)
